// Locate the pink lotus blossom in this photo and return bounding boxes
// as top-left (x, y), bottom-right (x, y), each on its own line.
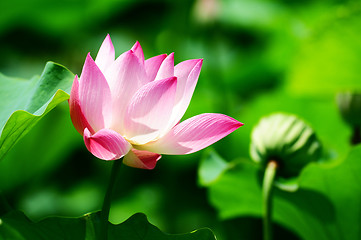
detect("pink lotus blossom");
top-left (69, 34), bottom-right (243, 169)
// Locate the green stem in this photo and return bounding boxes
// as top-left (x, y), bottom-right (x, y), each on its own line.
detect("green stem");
top-left (99, 158), bottom-right (123, 240)
top-left (262, 160), bottom-right (278, 240)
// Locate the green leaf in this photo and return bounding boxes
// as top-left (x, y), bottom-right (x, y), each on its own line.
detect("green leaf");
top-left (198, 149), bottom-right (231, 186)
top-left (298, 146), bottom-right (361, 240)
top-left (0, 105), bottom-right (80, 192)
top-left (108, 213), bottom-right (215, 240)
top-left (0, 211), bottom-right (85, 240)
top-left (202, 146), bottom-right (361, 239)
top-left (0, 62), bottom-right (74, 160)
top-left (0, 211), bottom-right (216, 240)
top-left (200, 152), bottom-right (336, 240)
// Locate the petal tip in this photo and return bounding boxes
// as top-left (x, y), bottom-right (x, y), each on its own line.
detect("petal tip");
top-left (126, 49), bottom-right (134, 56)
top-left (169, 76), bottom-right (177, 82)
top-left (163, 76), bottom-right (178, 89)
top-left (235, 121), bottom-right (244, 129)
top-left (83, 127), bottom-right (91, 137)
top-left (105, 34), bottom-right (114, 48)
top-left (85, 53), bottom-right (95, 63)
top-left (194, 58), bottom-right (203, 70)
top-left (225, 115), bottom-right (244, 129)
top-left (132, 40), bottom-right (140, 47)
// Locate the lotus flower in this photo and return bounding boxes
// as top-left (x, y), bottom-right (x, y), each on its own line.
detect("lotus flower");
top-left (69, 34), bottom-right (243, 169)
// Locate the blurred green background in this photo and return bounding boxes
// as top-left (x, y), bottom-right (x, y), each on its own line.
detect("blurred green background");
top-left (1, 0), bottom-right (361, 239)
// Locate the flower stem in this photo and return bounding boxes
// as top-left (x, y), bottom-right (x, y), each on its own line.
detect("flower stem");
top-left (99, 158), bottom-right (123, 240)
top-left (262, 160), bottom-right (278, 240)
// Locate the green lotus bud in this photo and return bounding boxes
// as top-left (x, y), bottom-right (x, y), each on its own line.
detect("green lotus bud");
top-left (337, 92), bottom-right (361, 127)
top-left (250, 113), bottom-right (322, 179)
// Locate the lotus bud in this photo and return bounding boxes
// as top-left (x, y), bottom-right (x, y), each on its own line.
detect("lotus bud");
top-left (250, 113), bottom-right (322, 179)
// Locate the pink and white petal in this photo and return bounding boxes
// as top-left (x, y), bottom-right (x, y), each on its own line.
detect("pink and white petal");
top-left (168, 59), bottom-right (203, 129)
top-left (131, 41), bottom-right (145, 65)
top-left (95, 34), bottom-right (115, 73)
top-left (79, 54), bottom-right (112, 131)
top-left (145, 54), bottom-right (167, 81)
top-left (155, 53), bottom-right (174, 81)
top-left (105, 50), bottom-right (148, 134)
top-left (69, 75), bottom-right (95, 135)
top-left (123, 149), bottom-right (161, 169)
top-left (142, 113), bottom-right (243, 154)
top-left (83, 128), bottom-right (131, 161)
top-left (124, 77), bottom-right (177, 144)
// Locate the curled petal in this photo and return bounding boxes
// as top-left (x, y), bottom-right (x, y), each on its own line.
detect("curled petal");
top-left (124, 77), bottom-right (177, 144)
top-left (69, 75), bottom-right (94, 135)
top-left (145, 54), bottom-right (167, 81)
top-left (79, 54), bottom-right (112, 131)
top-left (155, 53), bottom-right (174, 81)
top-left (123, 149), bottom-right (161, 169)
top-left (142, 113), bottom-right (243, 154)
top-left (95, 34), bottom-right (115, 73)
top-left (131, 41), bottom-right (145, 65)
top-left (83, 128), bottom-right (131, 160)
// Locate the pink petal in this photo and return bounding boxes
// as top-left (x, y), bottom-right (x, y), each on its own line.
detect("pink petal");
top-left (131, 41), bottom-right (145, 65)
top-left (124, 77), bottom-right (177, 144)
top-left (142, 113), bottom-right (243, 154)
top-left (79, 54), bottom-right (112, 131)
top-left (155, 53), bottom-right (174, 81)
top-left (105, 50), bottom-right (148, 134)
top-left (83, 128), bottom-right (131, 161)
top-left (95, 34), bottom-right (115, 73)
top-left (123, 149), bottom-right (161, 169)
top-left (69, 75), bottom-right (95, 135)
top-left (145, 54), bottom-right (167, 81)
top-left (169, 59), bottom-right (203, 128)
